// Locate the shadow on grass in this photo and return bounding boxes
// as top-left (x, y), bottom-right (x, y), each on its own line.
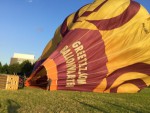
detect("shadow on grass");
top-left (73, 99), bottom-right (109, 113)
top-left (7, 99), bottom-right (20, 113)
top-left (100, 100), bottom-right (141, 113)
top-left (73, 98), bottom-right (143, 113)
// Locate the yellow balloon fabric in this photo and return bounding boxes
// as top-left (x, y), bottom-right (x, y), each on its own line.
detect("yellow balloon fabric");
top-left (25, 0), bottom-right (150, 93)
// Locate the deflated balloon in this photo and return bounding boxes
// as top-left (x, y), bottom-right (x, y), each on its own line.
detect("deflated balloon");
top-left (25, 0), bottom-right (150, 93)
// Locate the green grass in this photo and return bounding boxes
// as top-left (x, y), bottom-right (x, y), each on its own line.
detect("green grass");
top-left (0, 87), bottom-right (150, 113)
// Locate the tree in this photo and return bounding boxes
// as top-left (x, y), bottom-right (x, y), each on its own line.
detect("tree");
top-left (0, 62), bottom-right (2, 73)
top-left (1, 64), bottom-right (9, 74)
top-left (8, 63), bottom-right (21, 75)
top-left (20, 60), bottom-right (34, 77)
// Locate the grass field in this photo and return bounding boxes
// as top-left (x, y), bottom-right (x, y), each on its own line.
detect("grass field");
top-left (0, 87), bottom-right (150, 113)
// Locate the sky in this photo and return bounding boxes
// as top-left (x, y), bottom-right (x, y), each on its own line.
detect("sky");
top-left (0, 0), bottom-right (150, 65)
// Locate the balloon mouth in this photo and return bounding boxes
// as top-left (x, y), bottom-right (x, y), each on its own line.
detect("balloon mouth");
top-left (25, 58), bottom-right (58, 90)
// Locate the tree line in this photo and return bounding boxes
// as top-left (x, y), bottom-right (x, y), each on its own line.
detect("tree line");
top-left (0, 60), bottom-right (34, 77)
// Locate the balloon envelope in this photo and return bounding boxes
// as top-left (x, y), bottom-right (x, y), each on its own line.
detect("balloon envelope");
top-left (25, 0), bottom-right (150, 93)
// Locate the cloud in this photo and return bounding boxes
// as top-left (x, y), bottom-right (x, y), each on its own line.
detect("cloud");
top-left (36, 27), bottom-right (44, 33)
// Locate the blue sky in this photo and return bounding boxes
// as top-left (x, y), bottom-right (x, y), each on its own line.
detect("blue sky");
top-left (0, 0), bottom-right (150, 65)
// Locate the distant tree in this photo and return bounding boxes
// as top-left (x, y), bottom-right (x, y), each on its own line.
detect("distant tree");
top-left (0, 62), bottom-right (2, 73)
top-left (1, 64), bottom-right (9, 74)
top-left (20, 60), bottom-right (34, 77)
top-left (8, 63), bottom-right (21, 75)
top-left (0, 61), bottom-right (34, 76)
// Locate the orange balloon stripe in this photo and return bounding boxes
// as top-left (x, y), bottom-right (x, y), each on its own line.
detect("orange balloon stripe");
top-left (43, 58), bottom-right (58, 90)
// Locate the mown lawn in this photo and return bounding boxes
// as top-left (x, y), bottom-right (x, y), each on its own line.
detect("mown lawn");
top-left (0, 87), bottom-right (150, 113)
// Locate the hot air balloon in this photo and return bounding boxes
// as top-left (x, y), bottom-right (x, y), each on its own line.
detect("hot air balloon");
top-left (25, 0), bottom-right (150, 93)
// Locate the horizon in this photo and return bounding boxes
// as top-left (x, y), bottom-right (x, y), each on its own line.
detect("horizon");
top-left (0, 0), bottom-right (150, 65)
